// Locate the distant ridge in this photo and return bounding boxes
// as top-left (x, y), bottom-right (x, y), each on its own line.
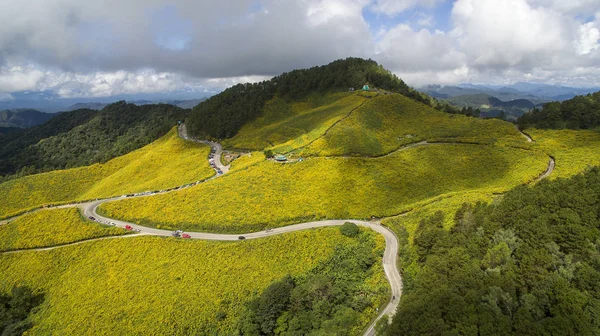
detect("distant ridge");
top-left (0, 109), bottom-right (54, 128)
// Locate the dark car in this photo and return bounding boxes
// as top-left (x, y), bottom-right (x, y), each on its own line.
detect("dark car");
top-left (238, 236), bottom-right (246, 240)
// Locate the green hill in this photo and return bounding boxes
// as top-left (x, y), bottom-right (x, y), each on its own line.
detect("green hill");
top-left (0, 102), bottom-right (188, 181)
top-left (187, 58), bottom-right (439, 140)
top-left (518, 91), bottom-right (600, 129)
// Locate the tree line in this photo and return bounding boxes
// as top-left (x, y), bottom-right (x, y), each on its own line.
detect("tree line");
top-left (518, 91), bottom-right (600, 129)
top-left (381, 167), bottom-right (600, 335)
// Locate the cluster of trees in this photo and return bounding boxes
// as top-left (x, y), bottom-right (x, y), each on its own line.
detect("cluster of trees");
top-left (518, 91), bottom-right (600, 129)
top-left (0, 286), bottom-right (44, 336)
top-left (0, 102), bottom-right (188, 182)
top-left (383, 167), bottom-right (600, 335)
top-left (187, 58), bottom-right (453, 139)
top-left (237, 230), bottom-right (383, 335)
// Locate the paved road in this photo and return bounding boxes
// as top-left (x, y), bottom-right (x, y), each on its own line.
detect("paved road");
top-left (179, 124), bottom-right (230, 174)
top-left (81, 199), bottom-right (402, 335)
top-left (516, 125), bottom-right (533, 142)
top-left (536, 157), bottom-right (556, 182)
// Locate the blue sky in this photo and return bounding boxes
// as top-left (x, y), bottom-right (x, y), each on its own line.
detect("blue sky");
top-left (0, 0), bottom-right (598, 100)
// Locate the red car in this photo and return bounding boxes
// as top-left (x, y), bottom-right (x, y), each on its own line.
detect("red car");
top-left (182, 233), bottom-right (191, 239)
top-left (125, 225), bottom-right (133, 231)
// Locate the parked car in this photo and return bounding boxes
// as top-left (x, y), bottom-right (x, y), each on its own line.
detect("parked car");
top-left (182, 233), bottom-right (191, 239)
top-left (238, 236), bottom-right (246, 240)
top-left (125, 225), bottom-right (133, 230)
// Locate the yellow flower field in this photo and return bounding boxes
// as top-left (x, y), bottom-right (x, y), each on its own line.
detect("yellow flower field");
top-left (0, 207), bottom-right (127, 252)
top-left (0, 128), bottom-right (214, 218)
top-left (0, 228), bottom-right (387, 335)
top-left (99, 143), bottom-right (548, 233)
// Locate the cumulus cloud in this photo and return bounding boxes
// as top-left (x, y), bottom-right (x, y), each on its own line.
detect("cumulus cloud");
top-left (0, 0), bottom-right (599, 95)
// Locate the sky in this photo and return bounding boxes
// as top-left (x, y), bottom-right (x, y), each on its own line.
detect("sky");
top-left (0, 0), bottom-right (599, 101)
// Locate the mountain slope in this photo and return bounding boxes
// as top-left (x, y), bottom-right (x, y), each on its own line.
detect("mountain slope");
top-left (0, 102), bottom-right (188, 179)
top-left (0, 128), bottom-right (213, 217)
top-left (187, 58), bottom-right (430, 140)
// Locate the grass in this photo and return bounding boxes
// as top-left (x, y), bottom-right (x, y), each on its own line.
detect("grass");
top-left (528, 129), bottom-right (600, 179)
top-left (99, 144), bottom-right (548, 233)
top-left (0, 208), bottom-right (127, 252)
top-left (0, 228), bottom-right (387, 335)
top-left (222, 92), bottom-right (367, 152)
top-left (0, 128), bottom-right (214, 218)
top-left (300, 93), bottom-right (529, 157)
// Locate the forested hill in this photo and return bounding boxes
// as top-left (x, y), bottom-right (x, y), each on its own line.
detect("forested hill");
top-left (0, 102), bottom-right (188, 181)
top-left (385, 167), bottom-right (600, 335)
top-left (518, 91), bottom-right (600, 129)
top-left (187, 58), bottom-right (439, 139)
top-left (0, 109), bottom-right (54, 128)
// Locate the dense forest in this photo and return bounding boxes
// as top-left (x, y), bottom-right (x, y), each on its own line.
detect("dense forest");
top-left (0, 102), bottom-right (188, 181)
top-left (237, 223), bottom-right (385, 335)
top-left (518, 91), bottom-right (600, 129)
top-left (0, 286), bottom-right (44, 335)
top-left (187, 58), bottom-right (458, 139)
top-left (382, 167), bottom-right (600, 335)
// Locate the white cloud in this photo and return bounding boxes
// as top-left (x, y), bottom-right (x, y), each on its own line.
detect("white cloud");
top-left (375, 25), bottom-right (465, 72)
top-left (576, 22), bottom-right (600, 55)
top-left (451, 0), bottom-right (571, 69)
top-left (0, 0), bottom-right (600, 95)
top-left (0, 92), bottom-right (14, 101)
top-left (370, 0), bottom-right (446, 16)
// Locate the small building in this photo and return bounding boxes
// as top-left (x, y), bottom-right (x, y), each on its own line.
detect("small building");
top-left (275, 155), bottom-right (287, 162)
top-left (362, 84), bottom-right (370, 91)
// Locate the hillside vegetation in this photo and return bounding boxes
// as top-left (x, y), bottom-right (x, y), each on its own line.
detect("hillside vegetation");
top-left (0, 208), bottom-right (127, 252)
top-left (529, 129), bottom-right (600, 179)
top-left (0, 128), bottom-right (213, 218)
top-left (299, 93), bottom-right (528, 157)
top-left (0, 228), bottom-right (386, 335)
top-left (380, 167), bottom-right (600, 336)
top-left (518, 91), bottom-right (600, 129)
top-left (0, 101), bottom-right (188, 181)
top-left (187, 58), bottom-right (450, 140)
top-left (99, 144), bottom-right (547, 233)
top-left (222, 92), bottom-right (366, 151)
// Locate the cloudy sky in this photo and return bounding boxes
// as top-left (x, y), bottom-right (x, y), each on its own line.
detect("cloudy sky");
top-left (0, 0), bottom-right (599, 100)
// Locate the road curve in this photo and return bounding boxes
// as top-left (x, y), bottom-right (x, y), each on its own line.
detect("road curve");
top-left (82, 200), bottom-right (401, 335)
top-left (179, 124), bottom-right (230, 174)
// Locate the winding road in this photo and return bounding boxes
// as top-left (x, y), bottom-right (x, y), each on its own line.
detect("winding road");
top-left (1, 123), bottom-right (557, 335)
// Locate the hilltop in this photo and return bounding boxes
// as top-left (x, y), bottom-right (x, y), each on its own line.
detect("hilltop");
top-left (186, 58), bottom-right (446, 140)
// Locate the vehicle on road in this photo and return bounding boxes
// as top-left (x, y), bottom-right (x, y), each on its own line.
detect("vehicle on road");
top-left (238, 236), bottom-right (246, 240)
top-left (88, 216), bottom-right (96, 221)
top-left (125, 225), bottom-right (133, 231)
top-left (182, 233), bottom-right (191, 239)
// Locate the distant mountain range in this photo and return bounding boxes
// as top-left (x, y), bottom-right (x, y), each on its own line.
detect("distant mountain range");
top-left (0, 90), bottom-right (211, 112)
top-left (422, 83), bottom-right (599, 120)
top-left (66, 99), bottom-right (206, 111)
top-left (0, 109), bottom-right (55, 128)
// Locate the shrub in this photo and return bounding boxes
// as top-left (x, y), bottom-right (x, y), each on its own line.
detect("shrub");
top-left (340, 222), bottom-right (359, 237)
